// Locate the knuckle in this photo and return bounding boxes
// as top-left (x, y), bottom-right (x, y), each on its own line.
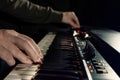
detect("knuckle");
top-left (2, 30), bottom-right (10, 35)
top-left (3, 30), bottom-right (18, 36)
top-left (27, 37), bottom-right (34, 42)
top-left (22, 39), bottom-right (30, 47)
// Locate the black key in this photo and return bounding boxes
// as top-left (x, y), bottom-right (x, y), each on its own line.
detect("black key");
top-left (37, 69), bottom-right (79, 77)
top-left (34, 73), bottom-right (80, 80)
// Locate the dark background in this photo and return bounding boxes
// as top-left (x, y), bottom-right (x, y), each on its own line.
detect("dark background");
top-left (1, 0), bottom-right (120, 37)
top-left (30, 0), bottom-right (120, 31)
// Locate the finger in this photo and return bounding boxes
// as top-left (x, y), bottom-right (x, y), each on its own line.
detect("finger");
top-left (19, 34), bottom-right (43, 59)
top-left (2, 40), bottom-right (33, 64)
top-left (72, 12), bottom-right (80, 28)
top-left (13, 35), bottom-right (42, 63)
top-left (71, 19), bottom-right (80, 28)
top-left (19, 34), bottom-right (43, 64)
top-left (0, 46), bottom-right (15, 66)
top-left (69, 20), bottom-right (77, 28)
top-left (73, 17), bottom-right (80, 28)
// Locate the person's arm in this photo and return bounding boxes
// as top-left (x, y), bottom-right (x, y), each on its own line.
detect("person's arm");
top-left (0, 0), bottom-right (62, 23)
top-left (0, 0), bottom-right (80, 28)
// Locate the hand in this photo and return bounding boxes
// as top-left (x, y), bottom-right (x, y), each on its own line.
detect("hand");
top-left (0, 30), bottom-right (43, 66)
top-left (62, 12), bottom-right (80, 28)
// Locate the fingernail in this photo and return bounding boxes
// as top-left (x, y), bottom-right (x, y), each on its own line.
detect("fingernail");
top-left (34, 57), bottom-right (42, 63)
top-left (34, 59), bottom-right (43, 64)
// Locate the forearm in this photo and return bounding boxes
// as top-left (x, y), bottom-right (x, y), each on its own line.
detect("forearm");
top-left (0, 0), bottom-right (63, 23)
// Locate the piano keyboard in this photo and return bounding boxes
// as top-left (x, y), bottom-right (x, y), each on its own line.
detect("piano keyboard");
top-left (4, 31), bottom-right (120, 80)
top-left (4, 32), bottom-right (56, 80)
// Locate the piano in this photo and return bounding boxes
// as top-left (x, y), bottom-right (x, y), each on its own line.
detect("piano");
top-left (3, 28), bottom-right (120, 80)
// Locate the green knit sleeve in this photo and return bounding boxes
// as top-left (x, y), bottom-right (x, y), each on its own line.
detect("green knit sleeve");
top-left (0, 0), bottom-right (63, 23)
